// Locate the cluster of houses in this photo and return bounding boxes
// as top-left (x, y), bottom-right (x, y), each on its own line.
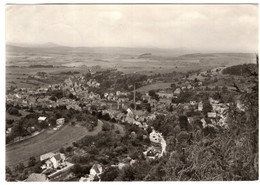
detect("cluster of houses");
top-left (25, 152), bottom-right (74, 182)
top-left (7, 70), bottom-right (241, 182)
top-left (79, 164), bottom-right (104, 182)
top-left (143, 128), bottom-right (166, 159)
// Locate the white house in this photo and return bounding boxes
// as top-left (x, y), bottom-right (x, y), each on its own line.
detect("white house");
top-left (149, 130), bottom-right (162, 144)
top-left (56, 118), bottom-right (65, 125)
top-left (80, 164), bottom-right (104, 182)
top-left (38, 116), bottom-right (47, 122)
top-left (90, 164), bottom-right (103, 177)
top-left (174, 88), bottom-right (181, 95)
top-left (198, 102), bottom-right (203, 111)
top-left (208, 112), bottom-right (217, 118)
top-left (40, 152), bottom-right (55, 161)
top-left (41, 153), bottom-right (66, 170)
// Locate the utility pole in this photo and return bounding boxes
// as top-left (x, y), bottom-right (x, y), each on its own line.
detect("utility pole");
top-left (133, 82), bottom-right (136, 110)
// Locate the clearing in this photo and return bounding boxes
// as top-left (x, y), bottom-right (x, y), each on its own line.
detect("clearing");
top-left (136, 82), bottom-right (171, 93)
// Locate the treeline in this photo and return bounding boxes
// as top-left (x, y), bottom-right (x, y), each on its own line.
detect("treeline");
top-left (60, 71), bottom-right (80, 75)
top-left (29, 65), bottom-right (54, 68)
top-left (222, 63), bottom-right (257, 76)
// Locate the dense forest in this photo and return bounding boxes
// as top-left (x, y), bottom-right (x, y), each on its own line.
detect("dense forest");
top-left (222, 63), bottom-right (257, 76)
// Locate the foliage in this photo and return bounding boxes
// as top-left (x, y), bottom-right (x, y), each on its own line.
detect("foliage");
top-left (28, 156), bottom-right (36, 167)
top-left (222, 63), bottom-right (257, 76)
top-left (101, 166), bottom-right (119, 181)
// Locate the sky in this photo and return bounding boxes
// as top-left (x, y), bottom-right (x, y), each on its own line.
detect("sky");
top-left (5, 4), bottom-right (259, 52)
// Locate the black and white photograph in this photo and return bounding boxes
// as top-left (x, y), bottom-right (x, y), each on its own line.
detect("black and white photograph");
top-left (4, 3), bottom-right (259, 182)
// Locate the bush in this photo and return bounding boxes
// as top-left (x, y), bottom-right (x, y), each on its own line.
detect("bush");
top-left (101, 167), bottom-right (119, 181)
top-left (8, 107), bottom-right (20, 115)
top-left (65, 146), bottom-right (73, 153)
top-left (59, 147), bottom-right (65, 153)
top-left (28, 156), bottom-right (36, 167)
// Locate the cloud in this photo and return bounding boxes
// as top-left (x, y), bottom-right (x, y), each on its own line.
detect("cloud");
top-left (5, 4), bottom-right (258, 52)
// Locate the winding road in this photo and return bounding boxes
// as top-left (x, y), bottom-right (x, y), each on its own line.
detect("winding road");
top-left (6, 120), bottom-right (103, 167)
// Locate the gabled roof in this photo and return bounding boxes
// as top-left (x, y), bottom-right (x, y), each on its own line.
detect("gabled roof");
top-left (40, 152), bottom-right (55, 161)
top-left (38, 116), bottom-right (47, 121)
top-left (91, 164), bottom-right (103, 174)
top-left (53, 153), bottom-right (65, 161)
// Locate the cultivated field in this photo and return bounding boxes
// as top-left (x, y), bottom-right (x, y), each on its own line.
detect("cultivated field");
top-left (6, 66), bottom-right (90, 88)
top-left (136, 82), bottom-right (172, 93)
top-left (6, 120), bottom-right (103, 167)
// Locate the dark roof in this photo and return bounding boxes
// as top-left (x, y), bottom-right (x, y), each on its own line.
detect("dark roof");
top-left (53, 153), bottom-right (61, 161)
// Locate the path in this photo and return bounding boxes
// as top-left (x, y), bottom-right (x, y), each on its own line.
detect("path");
top-left (6, 120), bottom-right (103, 167)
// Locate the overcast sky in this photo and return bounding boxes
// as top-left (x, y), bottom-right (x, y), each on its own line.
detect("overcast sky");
top-left (6, 4), bottom-right (258, 52)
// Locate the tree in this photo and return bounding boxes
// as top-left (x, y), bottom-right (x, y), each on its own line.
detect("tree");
top-left (103, 113), bottom-right (111, 121)
top-left (117, 166), bottom-right (135, 181)
top-left (28, 156), bottom-right (36, 167)
top-left (171, 83), bottom-right (177, 91)
top-left (168, 105), bottom-right (173, 112)
top-left (6, 166), bottom-right (12, 175)
top-left (179, 115), bottom-right (190, 131)
top-left (148, 90), bottom-right (159, 101)
top-left (132, 160), bottom-right (151, 180)
top-left (15, 163), bottom-right (25, 173)
top-left (59, 147), bottom-right (65, 153)
top-left (202, 100), bottom-right (213, 115)
top-left (71, 164), bottom-right (83, 177)
top-left (222, 86), bottom-right (228, 93)
top-left (12, 122), bottom-right (28, 139)
top-left (102, 122), bottom-right (111, 131)
top-left (65, 146), bottom-right (73, 153)
top-left (100, 167), bottom-right (119, 181)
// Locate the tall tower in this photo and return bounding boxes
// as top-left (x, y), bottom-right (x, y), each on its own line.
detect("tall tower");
top-left (134, 83), bottom-right (136, 110)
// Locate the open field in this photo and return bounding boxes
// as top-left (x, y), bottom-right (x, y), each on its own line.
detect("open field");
top-left (6, 120), bottom-right (103, 167)
top-left (7, 44), bottom-right (255, 78)
top-left (6, 66), bottom-right (91, 88)
top-left (136, 82), bottom-right (172, 93)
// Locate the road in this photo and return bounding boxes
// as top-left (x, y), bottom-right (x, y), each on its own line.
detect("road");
top-left (6, 120), bottom-right (103, 168)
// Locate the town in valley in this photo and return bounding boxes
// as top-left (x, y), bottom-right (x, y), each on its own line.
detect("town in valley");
top-left (5, 4), bottom-right (258, 182)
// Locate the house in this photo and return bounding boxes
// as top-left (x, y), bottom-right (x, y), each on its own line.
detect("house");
top-left (187, 84), bottom-right (192, 89)
top-left (157, 91), bottom-right (173, 99)
top-left (198, 102), bottom-right (203, 111)
top-left (201, 118), bottom-right (207, 128)
top-left (149, 130), bottom-right (162, 144)
top-left (41, 153), bottom-right (66, 170)
top-left (50, 153), bottom-right (66, 169)
top-left (6, 127), bottom-right (12, 135)
top-left (25, 173), bottom-right (49, 182)
top-left (136, 100), bottom-right (142, 105)
top-left (56, 118), bottom-right (65, 125)
top-left (133, 120), bottom-right (143, 128)
top-left (208, 112), bottom-right (217, 118)
top-left (209, 97), bottom-right (219, 104)
top-left (79, 176), bottom-right (89, 182)
top-left (126, 108), bottom-right (134, 118)
top-left (38, 116), bottom-right (47, 122)
top-left (90, 164), bottom-right (103, 177)
top-left (190, 101), bottom-right (196, 106)
top-left (40, 152), bottom-right (55, 161)
top-left (173, 88), bottom-right (181, 95)
top-left (183, 103), bottom-right (190, 111)
top-left (236, 100), bottom-right (245, 111)
top-left (143, 146), bottom-right (161, 159)
top-left (80, 164), bottom-right (104, 182)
